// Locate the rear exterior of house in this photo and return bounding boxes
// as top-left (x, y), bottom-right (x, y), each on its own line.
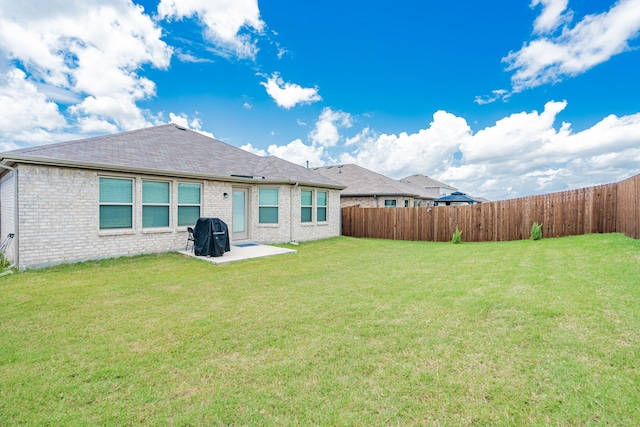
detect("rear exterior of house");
top-left (0, 125), bottom-right (344, 269)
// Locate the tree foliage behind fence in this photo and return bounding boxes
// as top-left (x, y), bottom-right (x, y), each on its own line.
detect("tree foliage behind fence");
top-left (341, 173), bottom-right (640, 242)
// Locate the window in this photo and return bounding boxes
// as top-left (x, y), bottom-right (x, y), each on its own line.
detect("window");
top-left (259, 188), bottom-right (279, 224)
top-left (142, 180), bottom-right (170, 228)
top-left (301, 190), bottom-right (313, 223)
top-left (178, 183), bottom-right (201, 226)
top-left (317, 191), bottom-right (327, 222)
top-left (99, 177), bottom-right (133, 229)
top-left (384, 199), bottom-right (397, 208)
top-left (404, 199), bottom-right (409, 207)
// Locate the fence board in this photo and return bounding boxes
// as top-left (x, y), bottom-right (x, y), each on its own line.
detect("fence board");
top-left (342, 173), bottom-right (640, 242)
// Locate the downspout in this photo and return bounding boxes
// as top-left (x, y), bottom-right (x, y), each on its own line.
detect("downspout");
top-left (0, 163), bottom-right (18, 269)
top-left (290, 182), bottom-right (298, 242)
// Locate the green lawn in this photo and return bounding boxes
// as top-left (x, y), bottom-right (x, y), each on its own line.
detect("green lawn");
top-left (1, 234), bottom-right (639, 426)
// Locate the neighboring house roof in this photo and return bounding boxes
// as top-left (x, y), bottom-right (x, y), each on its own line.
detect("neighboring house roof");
top-left (401, 174), bottom-right (458, 192)
top-left (0, 124), bottom-right (344, 189)
top-left (313, 163), bottom-right (434, 199)
top-left (398, 180), bottom-right (443, 199)
top-left (434, 191), bottom-right (476, 203)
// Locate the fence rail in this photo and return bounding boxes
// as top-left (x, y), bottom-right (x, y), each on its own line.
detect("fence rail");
top-left (342, 173), bottom-right (639, 242)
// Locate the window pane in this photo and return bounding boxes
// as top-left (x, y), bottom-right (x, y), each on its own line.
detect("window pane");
top-left (385, 199), bottom-right (397, 208)
top-left (259, 207), bottom-right (278, 224)
top-left (301, 190), bottom-right (312, 206)
top-left (301, 206), bottom-right (312, 222)
top-left (317, 191), bottom-right (327, 206)
top-left (143, 181), bottom-right (170, 204)
top-left (178, 206), bottom-right (200, 226)
top-left (178, 183), bottom-right (201, 204)
top-left (100, 205), bottom-right (132, 229)
top-left (317, 207), bottom-right (327, 222)
top-left (99, 178), bottom-right (132, 203)
top-left (259, 189), bottom-right (278, 206)
top-left (233, 191), bottom-right (246, 233)
top-left (143, 206), bottom-right (169, 227)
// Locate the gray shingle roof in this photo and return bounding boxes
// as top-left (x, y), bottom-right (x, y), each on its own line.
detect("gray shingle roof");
top-left (401, 174), bottom-right (458, 191)
top-left (313, 164), bottom-right (436, 199)
top-left (1, 124), bottom-right (343, 188)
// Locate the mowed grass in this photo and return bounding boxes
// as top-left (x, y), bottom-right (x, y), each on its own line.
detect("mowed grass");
top-left (1, 234), bottom-right (639, 426)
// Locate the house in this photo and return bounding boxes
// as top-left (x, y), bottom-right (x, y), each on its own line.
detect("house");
top-left (434, 191), bottom-right (477, 206)
top-left (0, 124), bottom-right (345, 269)
top-left (400, 174), bottom-right (458, 197)
top-left (313, 164), bottom-right (439, 208)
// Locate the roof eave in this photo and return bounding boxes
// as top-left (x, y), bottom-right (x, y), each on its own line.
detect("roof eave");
top-left (341, 192), bottom-right (419, 197)
top-left (1, 155), bottom-right (346, 189)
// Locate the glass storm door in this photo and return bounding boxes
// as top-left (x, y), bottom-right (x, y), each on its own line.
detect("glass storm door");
top-left (232, 188), bottom-right (248, 240)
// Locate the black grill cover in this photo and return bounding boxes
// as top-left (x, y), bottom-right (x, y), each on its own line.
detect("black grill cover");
top-left (193, 218), bottom-right (230, 257)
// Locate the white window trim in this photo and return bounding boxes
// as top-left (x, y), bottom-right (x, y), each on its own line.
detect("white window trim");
top-left (258, 187), bottom-right (279, 225)
top-left (177, 182), bottom-right (202, 227)
top-left (301, 188), bottom-right (314, 224)
top-left (316, 190), bottom-right (328, 223)
top-left (300, 188), bottom-right (329, 225)
top-left (142, 179), bottom-right (171, 229)
top-left (98, 176), bottom-right (134, 231)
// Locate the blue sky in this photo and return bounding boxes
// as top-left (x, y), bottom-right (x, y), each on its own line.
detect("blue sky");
top-left (1, 0), bottom-right (639, 200)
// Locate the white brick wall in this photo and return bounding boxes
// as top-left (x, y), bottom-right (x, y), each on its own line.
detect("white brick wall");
top-left (0, 170), bottom-right (16, 263)
top-left (11, 165), bottom-right (341, 269)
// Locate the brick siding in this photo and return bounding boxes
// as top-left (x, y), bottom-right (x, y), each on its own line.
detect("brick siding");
top-left (9, 164), bottom-right (341, 269)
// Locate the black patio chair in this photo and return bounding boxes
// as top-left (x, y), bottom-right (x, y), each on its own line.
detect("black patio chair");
top-left (186, 227), bottom-right (195, 252)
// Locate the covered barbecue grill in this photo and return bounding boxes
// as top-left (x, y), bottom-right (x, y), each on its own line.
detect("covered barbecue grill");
top-left (192, 218), bottom-right (230, 257)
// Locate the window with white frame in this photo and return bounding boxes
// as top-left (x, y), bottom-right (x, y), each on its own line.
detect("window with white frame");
top-left (259, 188), bottom-right (279, 224)
top-left (99, 177), bottom-right (133, 229)
top-left (142, 180), bottom-right (170, 228)
top-left (177, 183), bottom-right (201, 226)
top-left (317, 191), bottom-right (327, 222)
top-left (384, 199), bottom-right (397, 208)
top-left (301, 190), bottom-right (313, 223)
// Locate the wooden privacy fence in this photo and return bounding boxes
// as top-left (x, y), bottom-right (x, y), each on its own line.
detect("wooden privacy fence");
top-left (342, 173), bottom-right (640, 242)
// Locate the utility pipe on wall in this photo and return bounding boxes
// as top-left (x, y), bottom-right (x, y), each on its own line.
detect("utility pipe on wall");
top-left (0, 163), bottom-right (18, 268)
top-left (290, 182), bottom-right (298, 242)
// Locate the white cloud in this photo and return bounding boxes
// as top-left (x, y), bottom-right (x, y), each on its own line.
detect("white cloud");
top-left (462, 101), bottom-right (568, 164)
top-left (157, 0), bottom-right (264, 60)
top-left (505, 0), bottom-right (640, 90)
top-left (169, 112), bottom-right (215, 139)
top-left (309, 108), bottom-right (352, 147)
top-left (337, 102), bottom-right (640, 200)
top-left (260, 72), bottom-right (321, 109)
top-left (0, 0), bottom-right (173, 142)
top-left (344, 110), bottom-right (471, 179)
top-left (531, 0), bottom-right (571, 34)
top-left (474, 89), bottom-right (510, 105)
top-left (76, 116), bottom-right (120, 134)
top-left (265, 138), bottom-right (326, 168)
top-left (240, 143), bottom-right (267, 156)
top-left (0, 69), bottom-right (66, 135)
top-left (175, 50), bottom-right (215, 64)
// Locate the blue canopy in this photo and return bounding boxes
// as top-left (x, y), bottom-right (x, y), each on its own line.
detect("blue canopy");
top-left (434, 191), bottom-right (476, 205)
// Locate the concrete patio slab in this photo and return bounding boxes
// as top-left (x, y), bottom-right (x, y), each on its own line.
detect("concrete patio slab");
top-left (178, 243), bottom-right (297, 265)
